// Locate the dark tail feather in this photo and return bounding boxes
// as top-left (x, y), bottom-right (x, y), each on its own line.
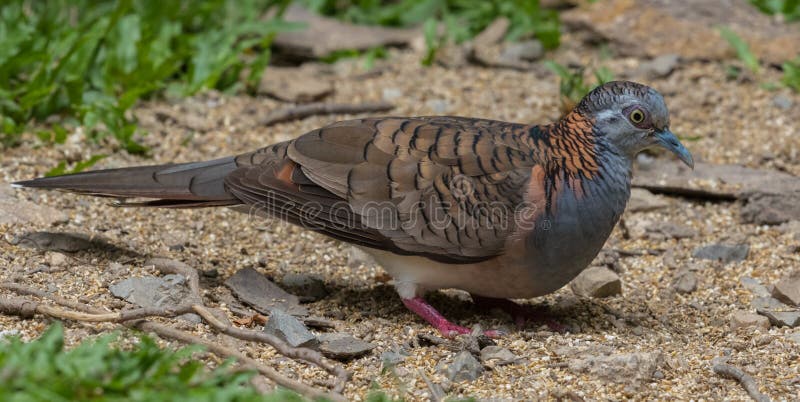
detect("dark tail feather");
top-left (13, 157), bottom-right (241, 208)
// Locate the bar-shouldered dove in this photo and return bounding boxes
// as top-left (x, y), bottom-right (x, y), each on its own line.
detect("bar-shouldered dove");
top-left (14, 81), bottom-right (693, 337)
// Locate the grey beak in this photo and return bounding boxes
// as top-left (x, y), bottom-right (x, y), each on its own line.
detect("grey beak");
top-left (655, 129), bottom-right (694, 169)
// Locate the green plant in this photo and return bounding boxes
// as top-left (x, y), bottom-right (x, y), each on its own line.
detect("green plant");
top-left (749, 0), bottom-right (800, 21)
top-left (782, 58), bottom-right (800, 91)
top-left (544, 61), bottom-right (614, 114)
top-left (719, 27), bottom-right (760, 74)
top-left (0, 0), bottom-right (296, 152)
top-left (302, 0), bottom-right (560, 63)
top-left (0, 323), bottom-right (306, 401)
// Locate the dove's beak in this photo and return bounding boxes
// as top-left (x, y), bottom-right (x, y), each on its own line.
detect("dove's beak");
top-left (655, 129), bottom-right (694, 169)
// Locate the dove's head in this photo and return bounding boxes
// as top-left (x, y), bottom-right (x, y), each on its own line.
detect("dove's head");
top-left (577, 80), bottom-right (693, 168)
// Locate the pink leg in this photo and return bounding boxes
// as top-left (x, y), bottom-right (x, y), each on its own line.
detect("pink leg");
top-left (402, 297), bottom-right (503, 338)
top-left (471, 295), bottom-right (566, 333)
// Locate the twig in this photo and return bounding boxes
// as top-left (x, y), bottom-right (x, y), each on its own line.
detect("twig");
top-left (0, 293), bottom-right (346, 401)
top-left (145, 257), bottom-right (202, 301)
top-left (133, 321), bottom-right (347, 402)
top-left (0, 282), bottom-right (106, 314)
top-left (417, 369), bottom-right (444, 402)
top-left (259, 101), bottom-right (395, 127)
top-left (713, 363), bottom-right (771, 402)
top-left (192, 305), bottom-right (349, 393)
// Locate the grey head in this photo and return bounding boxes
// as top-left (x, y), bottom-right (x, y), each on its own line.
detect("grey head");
top-left (577, 81), bottom-right (694, 168)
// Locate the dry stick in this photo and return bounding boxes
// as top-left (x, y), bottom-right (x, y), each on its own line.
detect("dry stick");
top-left (192, 304), bottom-right (350, 393)
top-left (133, 321), bottom-right (347, 402)
top-left (0, 294), bottom-right (345, 402)
top-left (1, 282), bottom-right (106, 314)
top-left (713, 363), bottom-right (771, 402)
top-left (259, 101), bottom-right (395, 127)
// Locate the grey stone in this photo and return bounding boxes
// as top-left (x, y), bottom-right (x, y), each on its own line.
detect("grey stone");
top-left (16, 231), bottom-right (98, 252)
top-left (258, 66), bottom-right (333, 102)
top-left (568, 352), bottom-right (662, 386)
top-left (381, 349), bottom-right (408, 367)
top-left (692, 243), bottom-right (749, 264)
top-left (741, 191), bottom-right (800, 225)
top-left (425, 99), bottom-right (451, 114)
top-left (773, 94), bottom-right (794, 110)
top-left (730, 311), bottom-right (770, 330)
top-left (751, 296), bottom-right (788, 311)
top-left (263, 310), bottom-right (317, 348)
top-left (627, 188), bottom-right (669, 212)
top-left (757, 308), bottom-right (800, 328)
top-left (570, 266), bottom-right (622, 298)
top-left (281, 273), bottom-right (328, 303)
top-left (479, 346), bottom-right (518, 366)
top-left (772, 274), bottom-right (800, 306)
top-left (381, 88), bottom-right (403, 102)
top-left (647, 222), bottom-right (697, 239)
top-left (109, 274), bottom-right (198, 323)
top-left (0, 182), bottom-right (68, 226)
top-left (674, 271), bottom-right (697, 294)
top-left (640, 54), bottom-right (679, 78)
top-left (46, 252), bottom-right (68, 267)
top-left (317, 333), bottom-right (375, 360)
top-left (500, 40), bottom-right (544, 62)
top-left (225, 267), bottom-right (307, 316)
top-left (787, 333), bottom-right (800, 345)
top-left (739, 277), bottom-right (772, 298)
top-left (439, 351), bottom-right (484, 382)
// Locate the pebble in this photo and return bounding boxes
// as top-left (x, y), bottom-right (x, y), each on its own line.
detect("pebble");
top-left (425, 99), bottom-right (451, 114)
top-left (281, 273), bottom-right (329, 303)
top-left (730, 311), bottom-right (770, 330)
top-left (772, 94), bottom-right (794, 110)
top-left (570, 266), bottom-right (622, 298)
top-left (317, 333), bottom-right (376, 360)
top-left (438, 351), bottom-right (484, 382)
top-left (674, 271), bottom-right (697, 294)
top-left (479, 345), bottom-right (518, 366)
top-left (692, 243), bottom-right (749, 264)
top-left (109, 274), bottom-right (200, 323)
top-left (500, 40), bottom-right (544, 62)
top-left (46, 251), bottom-right (68, 267)
top-left (627, 188), bottom-right (669, 212)
top-left (380, 349), bottom-right (408, 367)
top-left (224, 267), bottom-right (307, 316)
top-left (263, 310), bottom-right (318, 348)
top-left (751, 296), bottom-right (788, 311)
top-left (568, 352), bottom-right (662, 387)
top-left (757, 308), bottom-right (800, 328)
top-left (639, 54), bottom-right (680, 78)
top-left (771, 273), bottom-right (800, 306)
top-left (16, 231), bottom-right (96, 252)
top-left (739, 276), bottom-right (772, 298)
top-left (648, 222), bottom-right (697, 239)
top-left (382, 88), bottom-right (403, 102)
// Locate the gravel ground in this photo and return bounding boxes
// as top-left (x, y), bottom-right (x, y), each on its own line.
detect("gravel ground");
top-left (2, 43), bottom-right (800, 400)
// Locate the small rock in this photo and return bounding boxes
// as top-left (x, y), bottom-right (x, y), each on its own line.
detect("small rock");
top-left (382, 88), bottom-right (403, 102)
top-left (739, 277), bottom-right (772, 298)
top-left (16, 231), bottom-right (98, 252)
top-left (741, 192), bottom-right (800, 225)
top-left (381, 349), bottom-right (408, 367)
top-left (730, 311), bottom-right (770, 330)
top-left (568, 352), bottom-right (662, 387)
top-left (425, 99), bottom-right (451, 114)
top-left (348, 247), bottom-right (377, 268)
top-left (317, 333), bottom-right (375, 360)
top-left (647, 222), bottom-right (697, 239)
top-left (692, 243), bottom-right (749, 264)
top-left (479, 346), bottom-right (518, 366)
top-left (438, 351), bottom-right (485, 382)
top-left (263, 310), bottom-right (317, 348)
top-left (787, 333), bottom-right (800, 345)
top-left (773, 94), bottom-right (794, 110)
top-left (281, 273), bottom-right (328, 303)
top-left (0, 329), bottom-right (20, 339)
top-left (225, 267), bottom-right (307, 316)
top-left (0, 183), bottom-right (69, 226)
top-left (639, 54), bottom-right (679, 78)
top-left (627, 188), bottom-right (669, 212)
top-left (46, 252), bottom-right (68, 267)
top-left (674, 271), bottom-right (697, 294)
top-left (500, 40), bottom-right (544, 62)
top-left (757, 308), bottom-right (800, 328)
top-left (570, 266), bottom-right (622, 298)
top-left (109, 274), bottom-right (198, 323)
top-left (772, 273), bottom-right (800, 306)
top-left (258, 66), bottom-right (333, 102)
top-left (751, 296), bottom-right (789, 311)
top-left (472, 18), bottom-right (510, 48)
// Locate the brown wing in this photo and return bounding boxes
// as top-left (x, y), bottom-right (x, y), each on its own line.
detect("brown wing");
top-left (225, 117), bottom-right (539, 263)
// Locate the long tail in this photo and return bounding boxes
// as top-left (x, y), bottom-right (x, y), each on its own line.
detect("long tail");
top-left (12, 157), bottom-right (242, 208)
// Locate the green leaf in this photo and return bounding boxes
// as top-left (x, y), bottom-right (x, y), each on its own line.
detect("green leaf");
top-left (719, 26), bottom-right (760, 74)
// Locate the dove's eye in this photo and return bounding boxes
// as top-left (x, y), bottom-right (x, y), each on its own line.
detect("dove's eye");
top-left (629, 109), bottom-right (645, 124)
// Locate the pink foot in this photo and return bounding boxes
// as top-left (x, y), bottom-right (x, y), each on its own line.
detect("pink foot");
top-left (471, 295), bottom-right (567, 333)
top-left (402, 297), bottom-right (504, 338)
